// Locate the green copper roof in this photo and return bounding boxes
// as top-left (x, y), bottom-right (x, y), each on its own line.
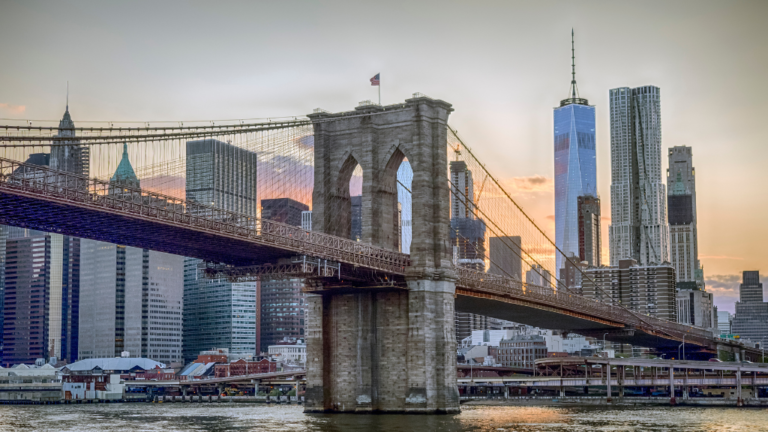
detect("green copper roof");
top-left (111, 143), bottom-right (139, 184)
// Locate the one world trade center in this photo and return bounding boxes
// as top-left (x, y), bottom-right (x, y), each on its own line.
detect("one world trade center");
top-left (553, 30), bottom-right (597, 276)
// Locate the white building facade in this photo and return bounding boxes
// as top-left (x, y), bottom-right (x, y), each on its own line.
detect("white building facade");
top-left (609, 86), bottom-right (669, 266)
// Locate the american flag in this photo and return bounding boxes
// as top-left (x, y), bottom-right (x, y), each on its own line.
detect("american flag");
top-left (370, 73), bottom-right (380, 86)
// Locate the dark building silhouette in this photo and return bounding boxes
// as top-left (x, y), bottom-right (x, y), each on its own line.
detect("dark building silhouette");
top-left (259, 198), bottom-right (310, 353)
top-left (261, 198), bottom-right (309, 227)
top-left (577, 195), bottom-right (601, 267)
top-left (732, 271), bottom-right (768, 348)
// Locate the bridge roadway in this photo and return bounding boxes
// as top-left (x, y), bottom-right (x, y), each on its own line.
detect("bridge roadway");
top-left (0, 156), bottom-right (753, 357)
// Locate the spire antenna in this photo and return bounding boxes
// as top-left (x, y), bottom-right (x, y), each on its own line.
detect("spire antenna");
top-left (570, 29), bottom-right (578, 99)
top-left (66, 81), bottom-right (69, 111)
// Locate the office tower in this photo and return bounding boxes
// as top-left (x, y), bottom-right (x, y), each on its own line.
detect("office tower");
top-left (559, 253), bottom-right (587, 294)
top-left (526, 264), bottom-right (552, 288)
top-left (79, 242), bottom-right (183, 363)
top-left (608, 86), bottom-right (669, 266)
top-left (449, 161), bottom-right (486, 270)
top-left (1, 135), bottom-right (82, 365)
top-left (350, 195), bottom-right (362, 241)
top-left (185, 139), bottom-right (258, 217)
top-left (717, 311), bottom-right (733, 336)
top-left (2, 234), bottom-right (53, 366)
top-left (79, 147), bottom-right (183, 364)
top-left (582, 259), bottom-right (676, 322)
top-left (488, 236), bottom-right (522, 280)
top-left (554, 31), bottom-right (597, 274)
top-left (397, 161), bottom-right (413, 254)
top-left (49, 102), bottom-right (89, 178)
top-left (675, 288), bottom-right (715, 329)
top-left (449, 160), bottom-right (489, 342)
top-left (577, 195), bottom-right (601, 267)
top-left (301, 211), bottom-right (312, 231)
top-left (260, 199), bottom-right (309, 353)
top-left (183, 139), bottom-right (258, 362)
top-left (261, 198), bottom-right (309, 227)
top-left (667, 146), bottom-right (701, 286)
top-left (732, 271), bottom-right (768, 347)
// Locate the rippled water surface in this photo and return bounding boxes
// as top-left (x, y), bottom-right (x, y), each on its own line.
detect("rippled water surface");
top-left (1, 404), bottom-right (768, 431)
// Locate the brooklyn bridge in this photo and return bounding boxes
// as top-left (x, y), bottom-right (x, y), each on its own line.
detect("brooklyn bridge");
top-left (0, 95), bottom-right (751, 413)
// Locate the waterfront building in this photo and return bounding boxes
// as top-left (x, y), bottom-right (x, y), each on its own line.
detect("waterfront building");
top-left (183, 139), bottom-right (258, 363)
top-left (608, 86), bottom-right (669, 266)
top-left (268, 339), bottom-right (307, 365)
top-left (79, 147), bottom-right (183, 364)
top-left (732, 271), bottom-right (768, 347)
top-left (577, 195), bottom-right (601, 267)
top-left (554, 31), bottom-right (597, 274)
top-left (497, 335), bottom-right (547, 369)
top-left (582, 259), bottom-right (676, 322)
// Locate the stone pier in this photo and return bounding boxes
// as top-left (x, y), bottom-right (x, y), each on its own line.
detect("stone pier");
top-left (304, 96), bottom-right (459, 413)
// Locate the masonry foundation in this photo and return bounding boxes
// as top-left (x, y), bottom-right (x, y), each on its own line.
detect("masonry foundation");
top-left (304, 279), bottom-right (459, 413)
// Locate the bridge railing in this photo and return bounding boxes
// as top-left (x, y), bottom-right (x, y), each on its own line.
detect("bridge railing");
top-left (454, 266), bottom-right (714, 343)
top-left (0, 157), bottom-right (410, 274)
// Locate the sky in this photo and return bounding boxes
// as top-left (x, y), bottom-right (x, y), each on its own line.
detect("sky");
top-left (1, 0), bottom-right (767, 312)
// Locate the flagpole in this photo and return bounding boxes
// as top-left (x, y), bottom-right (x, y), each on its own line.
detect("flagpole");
top-left (378, 76), bottom-right (381, 105)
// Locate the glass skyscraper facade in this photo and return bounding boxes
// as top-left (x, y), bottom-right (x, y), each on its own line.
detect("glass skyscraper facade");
top-left (553, 99), bottom-right (596, 274)
top-left (183, 139), bottom-right (258, 362)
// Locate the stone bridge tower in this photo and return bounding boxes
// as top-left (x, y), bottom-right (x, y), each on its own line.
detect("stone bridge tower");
top-left (305, 96), bottom-right (459, 413)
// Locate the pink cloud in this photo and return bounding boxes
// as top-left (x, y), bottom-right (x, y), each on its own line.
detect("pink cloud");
top-left (700, 255), bottom-right (745, 260)
top-left (498, 175), bottom-right (554, 194)
top-left (0, 103), bottom-right (26, 114)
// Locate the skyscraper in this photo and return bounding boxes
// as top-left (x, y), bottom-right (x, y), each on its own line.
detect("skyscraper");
top-left (488, 236), bottom-right (522, 280)
top-left (450, 160), bottom-right (489, 342)
top-left (49, 102), bottom-right (89, 178)
top-left (608, 86), bottom-right (670, 266)
top-left (667, 146), bottom-right (700, 286)
top-left (577, 195), bottom-right (601, 267)
top-left (79, 146), bottom-right (183, 364)
top-left (183, 139), bottom-right (258, 362)
top-left (260, 198), bottom-right (309, 353)
top-left (554, 31), bottom-right (597, 274)
top-left (0, 104), bottom-right (84, 365)
top-left (732, 271), bottom-right (768, 347)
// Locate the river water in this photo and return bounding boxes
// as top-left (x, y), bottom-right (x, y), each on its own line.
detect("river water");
top-left (1, 403), bottom-right (767, 431)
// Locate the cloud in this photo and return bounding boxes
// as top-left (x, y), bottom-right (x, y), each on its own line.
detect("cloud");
top-left (0, 103), bottom-right (26, 114)
top-left (700, 255), bottom-right (745, 260)
top-left (140, 175), bottom-right (186, 200)
top-left (545, 215), bottom-right (555, 222)
top-left (706, 274), bottom-right (768, 313)
top-left (497, 175), bottom-right (554, 195)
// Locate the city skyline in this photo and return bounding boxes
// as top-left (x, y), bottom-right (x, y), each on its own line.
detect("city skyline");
top-left (1, 1), bottom-right (766, 313)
